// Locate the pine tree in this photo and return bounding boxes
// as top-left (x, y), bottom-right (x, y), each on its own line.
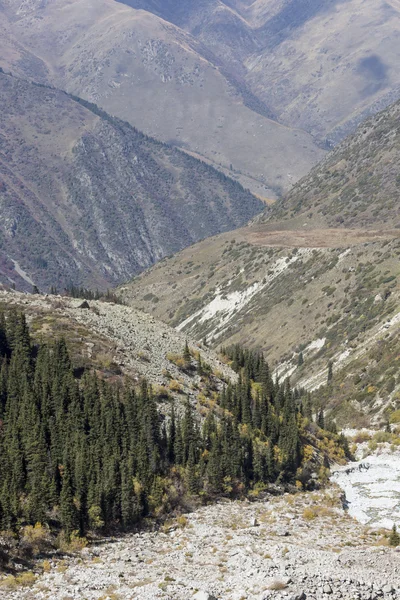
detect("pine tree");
top-left (317, 408), bottom-right (325, 429)
top-left (183, 341), bottom-right (191, 364)
top-left (389, 523), bottom-right (400, 547)
top-left (327, 361), bottom-right (333, 384)
top-left (60, 467), bottom-right (78, 537)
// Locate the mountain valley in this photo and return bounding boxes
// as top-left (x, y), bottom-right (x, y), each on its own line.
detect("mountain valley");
top-left (120, 100), bottom-right (400, 427)
top-left (1, 0), bottom-right (400, 596)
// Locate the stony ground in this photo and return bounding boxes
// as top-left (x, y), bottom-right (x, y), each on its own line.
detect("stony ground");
top-left (0, 290), bottom-right (236, 406)
top-left (1, 487), bottom-right (399, 600)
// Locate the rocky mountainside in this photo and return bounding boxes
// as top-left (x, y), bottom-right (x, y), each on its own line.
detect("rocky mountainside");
top-left (0, 70), bottom-right (263, 291)
top-left (0, 288), bottom-right (236, 406)
top-left (120, 227), bottom-right (400, 426)
top-left (120, 99), bottom-right (400, 426)
top-left (122, 0), bottom-right (400, 144)
top-left (0, 0), bottom-right (324, 198)
top-left (1, 0), bottom-right (399, 196)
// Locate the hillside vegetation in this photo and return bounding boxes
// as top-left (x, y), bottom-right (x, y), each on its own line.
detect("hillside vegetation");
top-left (0, 293), bottom-right (347, 571)
top-left (266, 100), bottom-right (400, 229)
top-left (120, 97), bottom-right (400, 427)
top-left (0, 71), bottom-right (262, 291)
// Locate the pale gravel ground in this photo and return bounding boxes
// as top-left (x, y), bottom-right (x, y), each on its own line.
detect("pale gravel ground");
top-left (332, 449), bottom-right (400, 529)
top-left (1, 487), bottom-right (399, 600)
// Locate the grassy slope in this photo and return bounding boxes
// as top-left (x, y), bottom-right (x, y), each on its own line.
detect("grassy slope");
top-left (120, 97), bottom-right (400, 426)
top-left (266, 100), bottom-right (400, 229)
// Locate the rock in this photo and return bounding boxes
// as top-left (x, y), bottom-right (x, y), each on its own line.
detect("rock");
top-left (76, 300), bottom-right (90, 309)
top-left (193, 592), bottom-right (217, 600)
top-left (323, 584), bottom-right (333, 594)
top-left (251, 517), bottom-right (259, 527)
top-left (382, 585), bottom-right (393, 594)
top-left (276, 528), bottom-right (290, 536)
top-left (289, 593), bottom-right (306, 600)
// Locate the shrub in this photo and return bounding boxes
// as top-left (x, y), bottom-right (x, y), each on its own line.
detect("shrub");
top-left (0, 572), bottom-right (37, 588)
top-left (20, 522), bottom-right (51, 556)
top-left (169, 380), bottom-right (183, 393)
top-left (303, 507), bottom-right (317, 520)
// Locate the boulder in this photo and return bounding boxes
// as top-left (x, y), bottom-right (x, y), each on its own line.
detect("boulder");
top-left (193, 592), bottom-right (217, 600)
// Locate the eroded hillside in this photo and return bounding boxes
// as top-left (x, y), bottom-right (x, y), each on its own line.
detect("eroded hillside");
top-left (119, 91), bottom-right (400, 427)
top-left (0, 70), bottom-right (263, 291)
top-left (120, 226), bottom-right (400, 426)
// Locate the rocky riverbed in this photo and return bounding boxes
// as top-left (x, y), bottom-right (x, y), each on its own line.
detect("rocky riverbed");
top-left (1, 487), bottom-right (399, 600)
top-left (332, 450), bottom-right (400, 529)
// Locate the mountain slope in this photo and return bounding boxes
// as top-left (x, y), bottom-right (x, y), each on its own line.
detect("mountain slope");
top-left (118, 0), bottom-right (400, 146)
top-left (265, 99), bottom-right (400, 229)
top-left (120, 98), bottom-right (400, 426)
top-left (120, 225), bottom-right (400, 427)
top-left (0, 70), bottom-right (263, 291)
top-left (2, 0), bottom-right (400, 196)
top-left (0, 288), bottom-right (236, 405)
top-left (0, 0), bottom-right (324, 198)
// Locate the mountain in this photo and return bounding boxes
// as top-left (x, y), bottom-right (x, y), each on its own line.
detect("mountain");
top-left (264, 99), bottom-right (400, 229)
top-left (0, 70), bottom-right (263, 291)
top-left (0, 0), bottom-right (324, 198)
top-left (119, 99), bottom-right (400, 427)
top-left (0, 288), bottom-right (236, 404)
top-left (119, 0), bottom-right (400, 145)
top-left (2, 0), bottom-right (400, 197)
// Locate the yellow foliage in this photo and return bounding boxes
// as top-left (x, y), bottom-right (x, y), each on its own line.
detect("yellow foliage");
top-left (303, 444), bottom-right (314, 462)
top-left (0, 572), bottom-right (37, 588)
top-left (21, 522), bottom-right (50, 555)
top-left (169, 379), bottom-right (183, 392)
top-left (42, 560), bottom-right (51, 573)
top-left (176, 515), bottom-right (188, 528)
top-left (390, 410), bottom-right (400, 424)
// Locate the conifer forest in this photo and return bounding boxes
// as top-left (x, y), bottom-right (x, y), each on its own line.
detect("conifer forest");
top-left (0, 310), bottom-right (347, 542)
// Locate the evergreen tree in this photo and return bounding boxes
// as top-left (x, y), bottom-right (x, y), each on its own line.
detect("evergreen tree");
top-left (327, 361), bottom-right (333, 384)
top-left (389, 524), bottom-right (400, 547)
top-left (60, 467), bottom-right (78, 537)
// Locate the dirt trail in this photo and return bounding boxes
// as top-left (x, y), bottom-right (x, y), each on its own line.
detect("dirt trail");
top-left (243, 227), bottom-right (400, 248)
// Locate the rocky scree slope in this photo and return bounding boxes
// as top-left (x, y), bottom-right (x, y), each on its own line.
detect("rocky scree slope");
top-left (1, 487), bottom-right (399, 599)
top-left (0, 70), bottom-right (263, 291)
top-left (0, 0), bottom-right (324, 198)
top-left (0, 289), bottom-right (236, 408)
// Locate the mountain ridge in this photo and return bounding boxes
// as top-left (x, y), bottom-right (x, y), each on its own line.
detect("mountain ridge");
top-left (0, 69), bottom-right (263, 291)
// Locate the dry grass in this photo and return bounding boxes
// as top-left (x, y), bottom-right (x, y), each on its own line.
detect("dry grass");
top-left (267, 580), bottom-right (288, 590)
